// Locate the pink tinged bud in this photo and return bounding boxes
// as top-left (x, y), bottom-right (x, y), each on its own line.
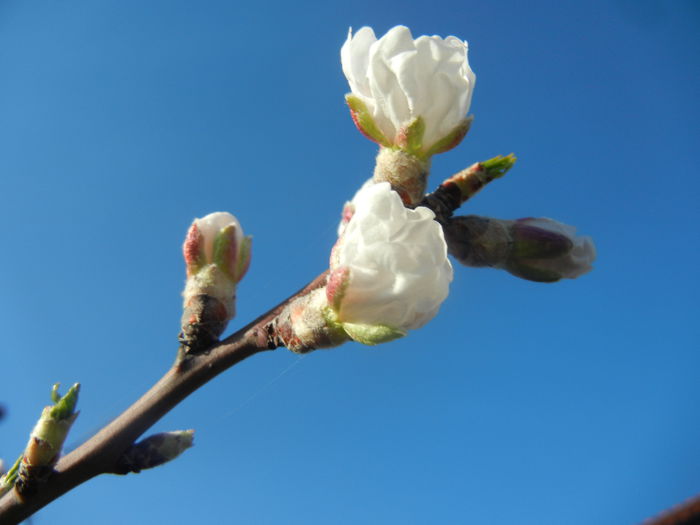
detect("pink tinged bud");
top-left (180, 212), bottom-right (249, 355)
top-left (194, 212), bottom-right (243, 263)
top-left (183, 223), bottom-right (205, 277)
top-left (326, 266), bottom-right (351, 311)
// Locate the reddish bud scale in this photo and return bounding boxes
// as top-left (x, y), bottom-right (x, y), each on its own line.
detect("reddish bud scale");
top-left (341, 203), bottom-right (354, 225)
top-left (395, 128), bottom-right (408, 149)
top-left (431, 125), bottom-right (467, 156)
top-left (441, 163), bottom-right (488, 204)
top-left (326, 267), bottom-right (350, 311)
top-left (442, 125), bottom-right (468, 153)
top-left (183, 224), bottom-right (204, 276)
top-left (349, 108), bottom-right (381, 144)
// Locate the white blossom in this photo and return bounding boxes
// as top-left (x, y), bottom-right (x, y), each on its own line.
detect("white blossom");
top-left (341, 25), bottom-right (475, 152)
top-left (329, 182), bottom-right (452, 332)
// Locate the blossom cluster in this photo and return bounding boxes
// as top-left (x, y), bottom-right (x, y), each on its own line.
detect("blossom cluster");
top-left (181, 25), bottom-right (596, 354)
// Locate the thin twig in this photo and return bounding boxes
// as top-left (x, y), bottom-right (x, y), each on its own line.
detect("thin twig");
top-left (0, 271), bottom-right (328, 524)
top-left (642, 493), bottom-right (700, 525)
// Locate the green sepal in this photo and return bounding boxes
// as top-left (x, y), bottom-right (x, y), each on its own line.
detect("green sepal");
top-left (346, 94), bottom-right (392, 147)
top-left (341, 322), bottom-right (407, 346)
top-left (212, 225), bottom-right (238, 280)
top-left (322, 308), bottom-right (354, 345)
top-left (49, 383), bottom-right (80, 420)
top-left (235, 236), bottom-right (252, 283)
top-left (397, 117), bottom-right (426, 157)
top-left (424, 116), bottom-right (473, 157)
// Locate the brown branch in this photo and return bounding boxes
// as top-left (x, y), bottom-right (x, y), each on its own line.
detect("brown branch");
top-left (642, 493), bottom-right (700, 525)
top-left (0, 271), bottom-right (328, 524)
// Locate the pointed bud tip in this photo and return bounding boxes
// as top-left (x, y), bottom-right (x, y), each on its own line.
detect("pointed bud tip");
top-left (481, 153), bottom-right (517, 179)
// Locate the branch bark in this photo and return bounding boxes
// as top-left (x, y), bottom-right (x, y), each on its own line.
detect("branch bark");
top-left (0, 271), bottom-right (328, 524)
top-left (642, 494), bottom-right (700, 525)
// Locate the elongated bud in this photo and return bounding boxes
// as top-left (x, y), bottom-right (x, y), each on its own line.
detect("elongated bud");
top-left (442, 154), bottom-right (516, 205)
top-left (417, 155), bottom-right (516, 224)
top-left (113, 430), bottom-right (194, 474)
top-left (180, 212), bottom-right (252, 355)
top-left (444, 215), bottom-right (596, 282)
top-left (16, 383), bottom-right (80, 497)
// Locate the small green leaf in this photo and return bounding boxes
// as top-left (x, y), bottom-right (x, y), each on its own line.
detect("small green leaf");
top-left (49, 383), bottom-right (80, 420)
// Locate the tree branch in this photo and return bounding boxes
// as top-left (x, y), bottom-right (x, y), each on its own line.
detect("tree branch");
top-left (0, 271), bottom-right (329, 524)
top-left (642, 493), bottom-right (700, 525)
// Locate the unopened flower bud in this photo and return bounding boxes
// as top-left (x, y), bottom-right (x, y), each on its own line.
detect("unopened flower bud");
top-left (329, 182), bottom-right (452, 344)
top-left (114, 430), bottom-right (194, 474)
top-left (180, 212), bottom-right (252, 354)
top-left (445, 215), bottom-right (595, 282)
top-left (507, 218), bottom-right (595, 281)
top-left (17, 383), bottom-right (80, 496)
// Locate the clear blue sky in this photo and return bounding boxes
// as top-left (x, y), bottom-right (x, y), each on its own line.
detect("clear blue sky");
top-left (1, 1), bottom-right (698, 524)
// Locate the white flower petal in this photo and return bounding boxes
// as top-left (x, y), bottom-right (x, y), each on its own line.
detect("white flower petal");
top-left (332, 182), bottom-right (452, 330)
top-left (341, 25), bottom-right (475, 151)
top-left (195, 212), bottom-right (243, 262)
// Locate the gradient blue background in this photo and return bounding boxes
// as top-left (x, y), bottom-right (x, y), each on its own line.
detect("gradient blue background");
top-left (1, 1), bottom-right (698, 523)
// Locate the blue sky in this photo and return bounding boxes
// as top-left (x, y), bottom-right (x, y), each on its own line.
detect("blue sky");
top-left (0, 1), bottom-right (698, 523)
